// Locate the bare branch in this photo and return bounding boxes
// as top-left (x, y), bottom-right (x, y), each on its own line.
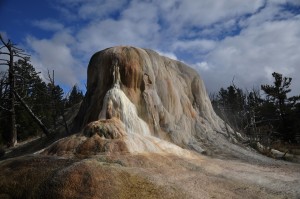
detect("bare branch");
top-left (17, 52), bottom-right (30, 57)
top-left (0, 34), bottom-right (11, 48)
top-left (14, 54), bottom-right (28, 60)
top-left (0, 52), bottom-right (10, 55)
top-left (0, 34), bottom-right (7, 46)
top-left (11, 46), bottom-right (25, 51)
top-left (13, 49), bottom-right (27, 54)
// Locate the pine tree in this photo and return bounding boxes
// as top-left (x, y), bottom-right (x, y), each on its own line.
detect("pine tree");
top-left (261, 72), bottom-right (291, 120)
top-left (14, 60), bottom-right (51, 139)
top-left (261, 72), bottom-right (300, 142)
top-left (48, 83), bottom-right (64, 130)
top-left (66, 85), bottom-right (84, 108)
top-left (212, 85), bottom-right (247, 132)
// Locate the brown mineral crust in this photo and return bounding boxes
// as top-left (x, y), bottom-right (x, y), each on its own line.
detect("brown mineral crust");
top-left (76, 134), bottom-right (128, 156)
top-left (43, 118), bottom-right (128, 157)
top-left (83, 118), bottom-right (126, 139)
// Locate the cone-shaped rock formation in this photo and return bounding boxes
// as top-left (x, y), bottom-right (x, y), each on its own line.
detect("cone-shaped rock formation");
top-left (62, 46), bottom-right (245, 157)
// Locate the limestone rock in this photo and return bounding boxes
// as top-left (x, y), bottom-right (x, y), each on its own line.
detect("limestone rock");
top-left (71, 46), bottom-right (243, 156)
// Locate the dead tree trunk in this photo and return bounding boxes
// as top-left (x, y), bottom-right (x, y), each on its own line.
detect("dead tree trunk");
top-left (8, 45), bottom-right (17, 147)
top-left (0, 35), bottom-right (18, 147)
top-left (1, 34), bottom-right (47, 146)
top-left (13, 90), bottom-right (50, 136)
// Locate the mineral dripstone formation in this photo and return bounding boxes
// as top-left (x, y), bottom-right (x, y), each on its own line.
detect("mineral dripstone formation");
top-left (65, 46), bottom-right (246, 157)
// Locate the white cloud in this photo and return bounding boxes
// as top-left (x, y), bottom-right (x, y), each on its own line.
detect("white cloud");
top-left (195, 62), bottom-right (210, 71)
top-left (156, 0), bottom-right (264, 34)
top-left (76, 5), bottom-right (160, 56)
top-left (32, 19), bottom-right (64, 31)
top-left (21, 0), bottom-right (300, 96)
top-left (76, 19), bottom-right (156, 55)
top-left (172, 39), bottom-right (216, 54)
top-left (78, 0), bottom-right (128, 19)
top-left (55, 0), bottom-right (128, 20)
top-left (198, 19), bottom-right (237, 38)
top-left (26, 35), bottom-right (86, 87)
top-left (200, 15), bottom-right (300, 95)
top-left (156, 51), bottom-right (178, 60)
top-left (121, 1), bottom-right (159, 22)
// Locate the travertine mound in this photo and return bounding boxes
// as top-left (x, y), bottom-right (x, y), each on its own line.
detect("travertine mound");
top-left (70, 46), bottom-right (245, 157)
top-left (42, 46), bottom-right (272, 160)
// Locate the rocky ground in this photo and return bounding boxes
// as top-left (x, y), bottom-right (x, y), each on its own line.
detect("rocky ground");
top-left (0, 146), bottom-right (299, 198)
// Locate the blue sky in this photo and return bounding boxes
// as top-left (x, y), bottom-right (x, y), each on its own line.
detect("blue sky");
top-left (1, 0), bottom-right (300, 95)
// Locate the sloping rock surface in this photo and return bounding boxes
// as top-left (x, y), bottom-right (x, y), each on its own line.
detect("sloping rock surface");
top-left (0, 154), bottom-right (299, 198)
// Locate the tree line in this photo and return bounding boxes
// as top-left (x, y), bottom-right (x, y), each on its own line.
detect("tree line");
top-left (211, 72), bottom-right (300, 146)
top-left (0, 34), bottom-right (84, 147)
